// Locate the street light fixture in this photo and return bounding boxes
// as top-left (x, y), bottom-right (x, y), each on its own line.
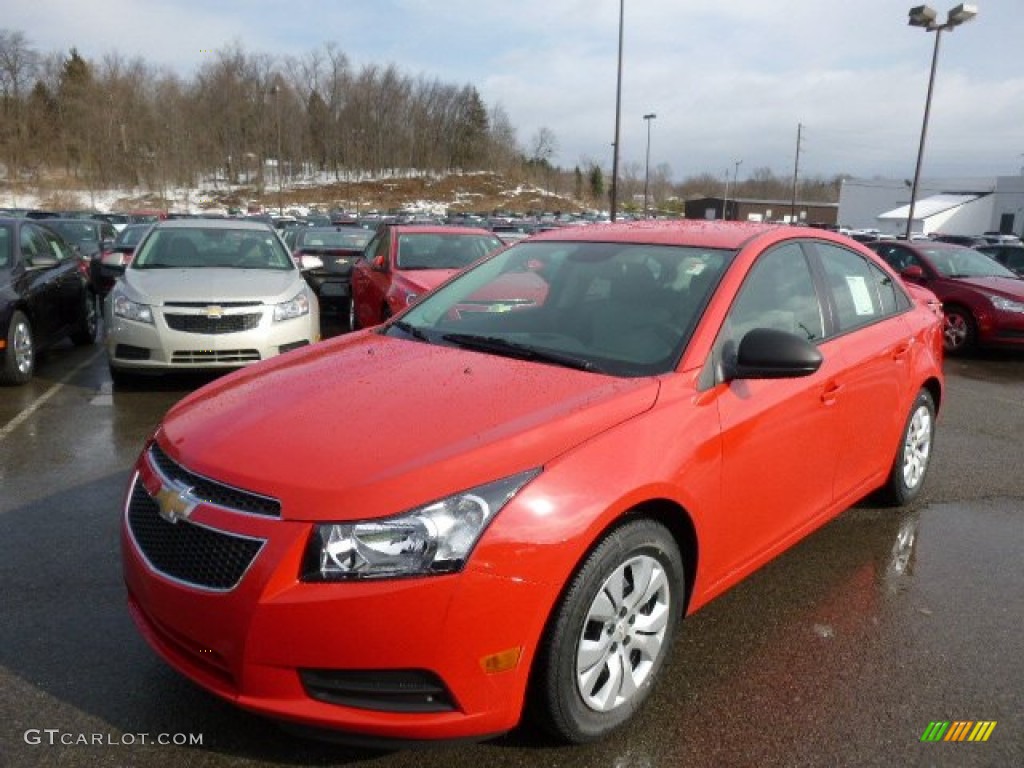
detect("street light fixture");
top-left (904, 3), bottom-right (978, 239)
top-left (721, 159), bottom-right (742, 221)
top-left (642, 113), bottom-right (656, 218)
top-left (273, 83), bottom-right (284, 216)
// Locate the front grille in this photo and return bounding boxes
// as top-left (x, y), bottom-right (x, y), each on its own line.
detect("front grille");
top-left (299, 669), bottom-right (456, 713)
top-left (171, 349), bottom-right (261, 364)
top-left (127, 480), bottom-right (265, 591)
top-left (149, 442), bottom-right (281, 517)
top-left (165, 313), bottom-right (262, 334)
top-left (165, 301), bottom-right (261, 308)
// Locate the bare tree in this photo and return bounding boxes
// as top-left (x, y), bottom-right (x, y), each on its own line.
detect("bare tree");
top-left (0, 29), bottom-right (39, 180)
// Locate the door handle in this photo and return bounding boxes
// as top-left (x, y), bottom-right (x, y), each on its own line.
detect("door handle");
top-left (821, 381), bottom-right (843, 406)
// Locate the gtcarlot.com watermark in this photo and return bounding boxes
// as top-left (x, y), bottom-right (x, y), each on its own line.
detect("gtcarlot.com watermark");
top-left (24, 729), bottom-right (203, 747)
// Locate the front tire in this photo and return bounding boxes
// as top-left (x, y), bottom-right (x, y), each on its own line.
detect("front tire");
top-left (942, 306), bottom-right (976, 354)
top-left (347, 298), bottom-right (359, 331)
top-left (1, 310), bottom-right (35, 385)
top-left (531, 519), bottom-right (684, 744)
top-left (879, 389), bottom-right (935, 506)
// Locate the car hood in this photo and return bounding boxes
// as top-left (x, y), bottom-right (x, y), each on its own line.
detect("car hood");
top-left (157, 332), bottom-right (660, 521)
top-left (951, 275), bottom-right (1024, 299)
top-left (123, 267), bottom-right (304, 304)
top-left (395, 268), bottom-right (458, 293)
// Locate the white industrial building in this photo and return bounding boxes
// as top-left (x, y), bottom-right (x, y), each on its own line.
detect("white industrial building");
top-left (837, 175), bottom-right (1024, 237)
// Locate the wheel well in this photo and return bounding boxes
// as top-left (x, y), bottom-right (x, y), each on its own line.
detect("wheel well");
top-left (522, 499), bottom-right (699, 729)
top-left (923, 376), bottom-right (943, 414)
top-left (942, 302), bottom-right (974, 323)
top-left (541, 499), bottom-right (699, 633)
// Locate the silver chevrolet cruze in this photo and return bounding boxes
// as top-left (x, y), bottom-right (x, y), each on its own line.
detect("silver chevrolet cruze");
top-left (105, 219), bottom-right (319, 386)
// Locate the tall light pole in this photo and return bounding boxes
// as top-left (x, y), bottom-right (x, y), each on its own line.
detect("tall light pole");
top-left (905, 3), bottom-right (978, 239)
top-left (642, 113), bottom-right (656, 218)
top-left (610, 0), bottom-right (624, 222)
top-left (273, 83), bottom-right (283, 215)
top-left (721, 160), bottom-right (741, 221)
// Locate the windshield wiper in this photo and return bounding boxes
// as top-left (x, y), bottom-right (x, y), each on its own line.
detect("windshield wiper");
top-left (441, 332), bottom-right (601, 373)
top-left (389, 319), bottom-right (431, 342)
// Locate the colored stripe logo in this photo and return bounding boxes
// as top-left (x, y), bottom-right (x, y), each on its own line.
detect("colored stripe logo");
top-left (921, 721), bottom-right (996, 742)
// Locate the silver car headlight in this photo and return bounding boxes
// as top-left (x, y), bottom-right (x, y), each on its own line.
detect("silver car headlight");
top-left (989, 295), bottom-right (1024, 313)
top-left (274, 291), bottom-right (311, 322)
top-left (112, 292), bottom-right (154, 324)
top-left (302, 469), bottom-right (540, 581)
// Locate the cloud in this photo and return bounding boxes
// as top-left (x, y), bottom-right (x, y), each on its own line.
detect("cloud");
top-left (6, 0), bottom-right (1021, 179)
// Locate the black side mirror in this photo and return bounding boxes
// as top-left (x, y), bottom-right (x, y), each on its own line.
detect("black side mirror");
top-left (728, 327), bottom-right (823, 380)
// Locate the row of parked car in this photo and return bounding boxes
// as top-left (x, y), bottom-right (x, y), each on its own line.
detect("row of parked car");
top-left (0, 209), bottom-right (513, 386)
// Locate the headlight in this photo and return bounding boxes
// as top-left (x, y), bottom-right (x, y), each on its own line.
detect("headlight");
top-left (302, 469), bottom-right (540, 581)
top-left (112, 292), bottom-right (154, 324)
top-left (274, 291), bottom-right (311, 322)
top-left (989, 295), bottom-right (1024, 313)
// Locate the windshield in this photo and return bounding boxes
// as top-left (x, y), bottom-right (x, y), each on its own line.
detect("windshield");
top-left (396, 233), bottom-right (503, 270)
top-left (46, 220), bottom-right (98, 244)
top-left (392, 240), bottom-right (734, 377)
top-left (297, 229), bottom-right (374, 250)
top-left (924, 246), bottom-right (1017, 279)
top-left (132, 227), bottom-right (294, 270)
top-left (114, 224), bottom-right (150, 248)
top-left (0, 225), bottom-right (10, 268)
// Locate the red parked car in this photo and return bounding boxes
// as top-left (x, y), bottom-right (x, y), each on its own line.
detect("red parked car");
top-left (866, 239), bottom-right (1024, 353)
top-left (122, 221), bottom-right (944, 744)
top-left (348, 225), bottom-right (503, 330)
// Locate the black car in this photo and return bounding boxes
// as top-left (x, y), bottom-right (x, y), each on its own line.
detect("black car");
top-left (930, 233), bottom-right (988, 247)
top-left (290, 226), bottom-right (375, 318)
top-left (0, 219), bottom-right (99, 385)
top-left (976, 243), bottom-right (1024, 276)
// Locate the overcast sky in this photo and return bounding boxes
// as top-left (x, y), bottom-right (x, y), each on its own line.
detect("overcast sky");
top-left (8, 0), bottom-right (1023, 182)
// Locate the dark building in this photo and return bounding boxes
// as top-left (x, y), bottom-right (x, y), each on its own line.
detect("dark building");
top-left (683, 197), bottom-right (839, 228)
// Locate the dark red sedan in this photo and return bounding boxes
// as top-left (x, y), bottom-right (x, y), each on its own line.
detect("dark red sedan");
top-left (349, 225), bottom-right (503, 329)
top-left (867, 239), bottom-right (1024, 353)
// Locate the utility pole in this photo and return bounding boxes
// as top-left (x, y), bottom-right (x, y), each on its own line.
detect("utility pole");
top-left (610, 0), bottom-right (624, 222)
top-left (790, 122), bottom-right (804, 224)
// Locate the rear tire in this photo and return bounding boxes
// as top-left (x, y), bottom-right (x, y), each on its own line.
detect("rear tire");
top-left (1, 310), bottom-right (34, 385)
top-left (70, 290), bottom-right (99, 346)
top-left (530, 519), bottom-right (684, 744)
top-left (879, 389), bottom-right (935, 506)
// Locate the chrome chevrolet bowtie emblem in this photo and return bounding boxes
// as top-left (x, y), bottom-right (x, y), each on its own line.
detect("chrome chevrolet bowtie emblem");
top-left (203, 305), bottom-right (225, 318)
top-left (154, 481), bottom-right (199, 524)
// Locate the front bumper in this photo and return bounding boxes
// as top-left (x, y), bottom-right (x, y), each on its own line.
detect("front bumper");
top-left (120, 447), bottom-right (553, 741)
top-left (106, 304), bottom-right (319, 371)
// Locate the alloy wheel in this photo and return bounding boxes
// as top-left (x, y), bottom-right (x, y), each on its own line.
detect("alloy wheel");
top-left (13, 318), bottom-right (34, 375)
top-left (902, 403), bottom-right (932, 490)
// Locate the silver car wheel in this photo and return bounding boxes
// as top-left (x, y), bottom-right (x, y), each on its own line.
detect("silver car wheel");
top-left (575, 554), bottom-right (671, 713)
top-left (13, 317), bottom-right (34, 375)
top-left (902, 402), bottom-right (932, 490)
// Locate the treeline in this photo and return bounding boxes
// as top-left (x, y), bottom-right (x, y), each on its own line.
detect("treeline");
top-left (0, 30), bottom-right (842, 210)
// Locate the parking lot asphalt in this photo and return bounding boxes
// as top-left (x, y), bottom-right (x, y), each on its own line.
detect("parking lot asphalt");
top-left (0, 338), bottom-right (1021, 768)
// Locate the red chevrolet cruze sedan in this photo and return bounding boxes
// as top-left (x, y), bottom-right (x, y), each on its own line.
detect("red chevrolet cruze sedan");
top-left (122, 221), bottom-right (944, 745)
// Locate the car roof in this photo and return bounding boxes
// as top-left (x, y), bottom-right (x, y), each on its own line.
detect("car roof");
top-left (390, 225), bottom-right (496, 236)
top-left (525, 219), bottom-right (793, 249)
top-left (153, 218), bottom-right (273, 232)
